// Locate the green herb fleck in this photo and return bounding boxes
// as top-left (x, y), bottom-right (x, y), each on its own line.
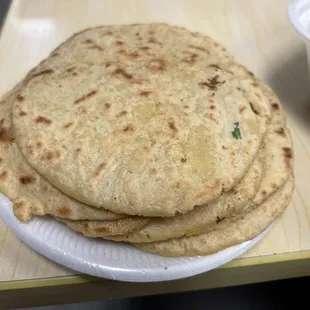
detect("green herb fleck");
top-left (232, 122), bottom-right (241, 139)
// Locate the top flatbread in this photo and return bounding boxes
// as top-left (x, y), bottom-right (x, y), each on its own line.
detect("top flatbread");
top-left (12, 23), bottom-right (271, 217)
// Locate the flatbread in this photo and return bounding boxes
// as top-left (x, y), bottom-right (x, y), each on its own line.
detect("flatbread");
top-left (104, 77), bottom-right (294, 243)
top-left (58, 217), bottom-right (149, 237)
top-left (223, 62), bottom-right (293, 203)
top-left (252, 123), bottom-right (293, 205)
top-left (197, 60), bottom-right (293, 203)
top-left (136, 175), bottom-right (294, 257)
top-left (106, 154), bottom-right (263, 243)
top-left (12, 23), bottom-right (271, 217)
top-left (0, 93), bottom-right (126, 222)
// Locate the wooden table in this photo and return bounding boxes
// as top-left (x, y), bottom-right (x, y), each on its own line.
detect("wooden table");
top-left (1, 0), bottom-right (310, 308)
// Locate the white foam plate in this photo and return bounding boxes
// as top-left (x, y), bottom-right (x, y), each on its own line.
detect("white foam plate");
top-left (0, 193), bottom-right (270, 282)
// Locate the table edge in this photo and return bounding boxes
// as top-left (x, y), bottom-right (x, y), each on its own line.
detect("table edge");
top-left (0, 250), bottom-right (309, 291)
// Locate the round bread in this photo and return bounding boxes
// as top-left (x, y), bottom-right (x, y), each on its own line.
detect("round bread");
top-left (211, 61), bottom-right (294, 204)
top-left (12, 23), bottom-right (271, 217)
top-left (57, 217), bottom-right (149, 237)
top-left (102, 76), bottom-right (294, 243)
top-left (0, 92), bottom-right (126, 222)
top-left (106, 154), bottom-right (263, 243)
top-left (136, 175), bottom-right (294, 257)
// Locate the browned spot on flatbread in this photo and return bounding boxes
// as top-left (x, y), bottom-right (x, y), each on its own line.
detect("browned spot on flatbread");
top-left (139, 91), bottom-right (153, 97)
top-left (59, 205), bottom-right (71, 216)
top-left (216, 216), bottom-right (225, 223)
top-left (83, 39), bottom-right (93, 44)
top-left (79, 108), bottom-right (88, 115)
top-left (189, 45), bottom-right (208, 53)
top-left (199, 75), bottom-right (221, 90)
top-left (249, 102), bottom-right (259, 115)
top-left (283, 147), bottom-right (293, 169)
top-left (19, 175), bottom-right (36, 185)
top-left (209, 64), bottom-right (221, 70)
top-left (271, 103), bottom-right (280, 110)
top-left (95, 226), bottom-right (109, 233)
top-left (118, 49), bottom-right (126, 55)
top-left (19, 111), bottom-right (27, 116)
top-left (128, 52), bottom-right (139, 59)
top-left (88, 43), bottom-right (104, 51)
top-left (74, 90), bottom-right (98, 104)
top-left (35, 116), bottom-right (52, 125)
top-left (64, 122), bottom-right (73, 128)
top-left (115, 40), bottom-right (124, 46)
top-left (183, 105), bottom-right (189, 109)
top-left (150, 168), bottom-right (157, 175)
top-left (94, 162), bottom-right (106, 177)
top-left (113, 68), bottom-right (133, 80)
top-left (175, 181), bottom-right (182, 189)
top-left (67, 66), bottom-right (76, 72)
top-left (117, 111), bottom-right (127, 117)
top-left (15, 201), bottom-right (24, 209)
top-left (46, 151), bottom-right (53, 160)
top-left (0, 127), bottom-right (14, 143)
top-left (150, 59), bottom-right (166, 72)
top-left (261, 190), bottom-right (267, 196)
top-left (76, 147), bottom-right (81, 152)
top-left (36, 141), bottom-right (42, 148)
top-left (0, 171), bottom-right (8, 180)
top-left (140, 46), bottom-right (150, 51)
top-left (239, 106), bottom-right (246, 113)
top-left (168, 121), bottom-right (178, 136)
top-left (204, 113), bottom-right (216, 121)
top-left (148, 37), bottom-right (162, 45)
top-left (275, 128), bottom-right (285, 136)
top-left (123, 124), bottom-right (135, 132)
top-left (0, 157), bottom-right (3, 164)
top-left (16, 94), bottom-right (25, 102)
top-left (105, 62), bottom-right (112, 68)
top-left (105, 103), bottom-right (111, 109)
top-left (272, 183), bottom-right (277, 189)
top-left (248, 71), bottom-right (254, 76)
top-left (236, 87), bottom-right (241, 91)
top-left (210, 105), bottom-right (215, 110)
top-left (181, 53), bottom-right (198, 65)
top-left (32, 69), bottom-right (54, 78)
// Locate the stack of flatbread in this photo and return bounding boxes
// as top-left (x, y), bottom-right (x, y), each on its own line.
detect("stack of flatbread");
top-left (0, 23), bottom-right (294, 257)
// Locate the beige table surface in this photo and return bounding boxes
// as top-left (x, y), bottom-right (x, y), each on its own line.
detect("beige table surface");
top-left (1, 0), bottom-right (310, 308)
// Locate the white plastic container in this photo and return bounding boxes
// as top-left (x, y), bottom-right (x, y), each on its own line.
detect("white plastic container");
top-left (289, 0), bottom-right (310, 77)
